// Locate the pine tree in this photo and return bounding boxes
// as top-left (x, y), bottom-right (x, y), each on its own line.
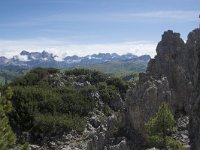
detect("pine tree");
top-left (145, 102), bottom-right (182, 149)
top-left (0, 87), bottom-right (16, 150)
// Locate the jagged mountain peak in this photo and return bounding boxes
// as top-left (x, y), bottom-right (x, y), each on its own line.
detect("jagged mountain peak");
top-left (138, 55), bottom-right (151, 61)
top-left (156, 30), bottom-right (185, 56)
top-left (0, 56), bottom-right (8, 63)
top-left (162, 30), bottom-right (181, 40)
top-left (20, 50), bottom-right (30, 55)
top-left (0, 51), bottom-right (151, 71)
top-left (17, 50), bottom-right (56, 62)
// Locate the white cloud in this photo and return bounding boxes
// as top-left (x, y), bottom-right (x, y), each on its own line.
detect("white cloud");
top-left (45, 10), bottom-right (199, 23)
top-left (14, 55), bottom-right (29, 61)
top-left (0, 39), bottom-right (157, 59)
top-left (117, 10), bottom-right (198, 21)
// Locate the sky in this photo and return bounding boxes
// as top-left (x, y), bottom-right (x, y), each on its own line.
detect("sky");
top-left (0, 0), bottom-right (199, 59)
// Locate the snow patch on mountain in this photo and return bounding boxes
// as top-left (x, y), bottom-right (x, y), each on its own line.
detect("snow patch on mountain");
top-left (13, 55), bottom-right (30, 61)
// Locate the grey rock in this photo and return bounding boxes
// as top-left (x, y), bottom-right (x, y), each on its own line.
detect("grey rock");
top-left (177, 116), bottom-right (189, 130)
top-left (146, 148), bottom-right (159, 150)
top-left (109, 139), bottom-right (130, 150)
top-left (126, 76), bottom-right (172, 137)
top-left (187, 29), bottom-right (200, 150)
top-left (109, 93), bottom-right (124, 111)
top-left (30, 144), bottom-right (40, 150)
top-left (89, 116), bottom-right (101, 128)
top-left (147, 30), bottom-right (192, 113)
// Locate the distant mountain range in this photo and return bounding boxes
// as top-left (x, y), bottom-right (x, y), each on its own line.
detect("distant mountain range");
top-left (0, 50), bottom-right (151, 72)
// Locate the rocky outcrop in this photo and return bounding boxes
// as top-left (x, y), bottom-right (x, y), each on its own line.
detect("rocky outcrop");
top-left (86, 111), bottom-right (130, 150)
top-left (126, 29), bottom-right (200, 149)
top-left (108, 139), bottom-right (130, 150)
top-left (109, 93), bottom-right (124, 111)
top-left (147, 30), bottom-right (192, 113)
top-left (126, 76), bottom-right (172, 137)
top-left (126, 30), bottom-right (188, 141)
top-left (187, 29), bottom-right (200, 150)
top-left (173, 116), bottom-right (190, 147)
top-left (27, 110), bottom-right (130, 150)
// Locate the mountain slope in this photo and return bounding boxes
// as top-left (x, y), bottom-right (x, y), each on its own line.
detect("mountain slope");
top-left (0, 52), bottom-right (150, 82)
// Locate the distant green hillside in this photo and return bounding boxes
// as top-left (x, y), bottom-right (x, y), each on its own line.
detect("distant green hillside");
top-left (0, 69), bottom-right (27, 85)
top-left (76, 60), bottom-right (147, 74)
top-left (0, 58), bottom-right (147, 85)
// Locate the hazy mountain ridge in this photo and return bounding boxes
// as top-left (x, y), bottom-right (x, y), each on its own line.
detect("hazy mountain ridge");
top-left (0, 51), bottom-right (150, 84)
top-left (0, 50), bottom-right (150, 69)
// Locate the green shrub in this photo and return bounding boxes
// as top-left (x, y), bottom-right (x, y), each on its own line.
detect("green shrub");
top-left (0, 87), bottom-right (16, 149)
top-left (146, 135), bottom-right (163, 148)
top-left (65, 68), bottom-right (107, 84)
top-left (11, 68), bottom-right (59, 86)
top-left (20, 143), bottom-right (29, 150)
top-left (98, 84), bottom-right (117, 104)
top-left (167, 137), bottom-right (183, 150)
top-left (106, 77), bottom-right (128, 98)
top-left (33, 114), bottom-right (86, 136)
top-left (145, 102), bottom-right (180, 149)
top-left (103, 105), bottom-right (112, 116)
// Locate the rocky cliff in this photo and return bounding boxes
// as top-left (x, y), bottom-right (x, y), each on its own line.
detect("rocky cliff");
top-left (147, 30), bottom-right (192, 113)
top-left (187, 29), bottom-right (200, 150)
top-left (126, 29), bottom-right (200, 149)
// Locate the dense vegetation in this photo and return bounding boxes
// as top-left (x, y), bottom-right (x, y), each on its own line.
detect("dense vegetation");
top-left (0, 87), bottom-right (16, 149)
top-left (8, 68), bottom-right (128, 143)
top-left (0, 69), bottom-right (27, 85)
top-left (0, 62), bottom-right (142, 85)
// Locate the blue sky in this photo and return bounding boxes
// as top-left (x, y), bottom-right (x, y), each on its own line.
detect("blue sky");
top-left (0, 0), bottom-right (199, 58)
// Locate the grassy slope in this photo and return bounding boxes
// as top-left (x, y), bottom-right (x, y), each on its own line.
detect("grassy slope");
top-left (76, 60), bottom-right (147, 74)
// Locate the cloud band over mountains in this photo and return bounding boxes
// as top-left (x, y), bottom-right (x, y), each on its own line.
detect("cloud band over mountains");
top-left (0, 39), bottom-right (156, 60)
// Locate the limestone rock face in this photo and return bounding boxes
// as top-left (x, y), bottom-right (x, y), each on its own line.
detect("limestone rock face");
top-left (147, 30), bottom-right (192, 112)
top-left (173, 116), bottom-right (190, 146)
top-left (109, 93), bottom-right (124, 111)
top-left (126, 30), bottom-right (187, 141)
top-left (186, 29), bottom-right (200, 150)
top-left (185, 29), bottom-right (200, 87)
top-left (126, 75), bottom-right (172, 137)
top-left (126, 29), bottom-right (200, 149)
